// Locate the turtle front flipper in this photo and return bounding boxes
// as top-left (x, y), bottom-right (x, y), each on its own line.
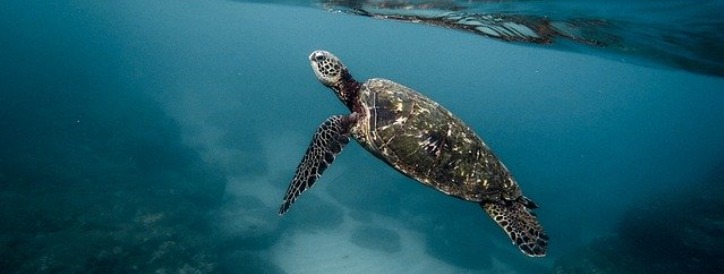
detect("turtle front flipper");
top-left (279, 115), bottom-right (356, 215)
top-left (482, 198), bottom-right (548, 257)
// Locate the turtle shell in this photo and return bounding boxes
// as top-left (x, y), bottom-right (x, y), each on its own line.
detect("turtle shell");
top-left (351, 78), bottom-right (521, 202)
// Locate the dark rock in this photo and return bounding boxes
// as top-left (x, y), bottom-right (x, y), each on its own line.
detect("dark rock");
top-left (280, 193), bottom-right (344, 232)
top-left (325, 159), bottom-right (404, 218)
top-left (349, 225), bottom-right (402, 253)
top-left (348, 210), bottom-right (373, 223)
top-left (423, 218), bottom-right (493, 270)
top-left (220, 251), bottom-right (287, 274)
top-left (213, 195), bottom-right (281, 251)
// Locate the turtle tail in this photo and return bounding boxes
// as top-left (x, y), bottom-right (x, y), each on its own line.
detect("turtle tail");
top-left (481, 197), bottom-right (548, 257)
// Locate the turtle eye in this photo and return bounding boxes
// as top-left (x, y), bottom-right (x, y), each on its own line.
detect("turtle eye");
top-left (315, 54), bottom-right (325, 61)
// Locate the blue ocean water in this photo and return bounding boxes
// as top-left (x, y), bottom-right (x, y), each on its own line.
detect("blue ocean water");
top-left (1, 0), bottom-right (723, 273)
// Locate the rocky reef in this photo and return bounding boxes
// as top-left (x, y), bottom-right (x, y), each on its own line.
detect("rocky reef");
top-left (552, 162), bottom-right (724, 274)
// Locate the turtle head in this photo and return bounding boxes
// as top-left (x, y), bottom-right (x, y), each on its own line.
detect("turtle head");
top-left (309, 50), bottom-right (349, 88)
top-left (309, 50), bottom-right (360, 109)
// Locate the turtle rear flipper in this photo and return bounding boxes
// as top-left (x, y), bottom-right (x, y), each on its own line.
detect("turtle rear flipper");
top-left (482, 199), bottom-right (548, 257)
top-left (279, 115), bottom-right (355, 215)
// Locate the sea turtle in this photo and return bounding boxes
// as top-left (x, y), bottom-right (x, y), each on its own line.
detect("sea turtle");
top-left (279, 50), bottom-right (548, 257)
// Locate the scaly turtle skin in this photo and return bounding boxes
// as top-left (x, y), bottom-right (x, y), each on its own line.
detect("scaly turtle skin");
top-left (279, 50), bottom-right (548, 257)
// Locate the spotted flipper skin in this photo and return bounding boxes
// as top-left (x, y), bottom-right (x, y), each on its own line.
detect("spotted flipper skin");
top-left (279, 115), bottom-right (353, 215)
top-left (482, 198), bottom-right (548, 257)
